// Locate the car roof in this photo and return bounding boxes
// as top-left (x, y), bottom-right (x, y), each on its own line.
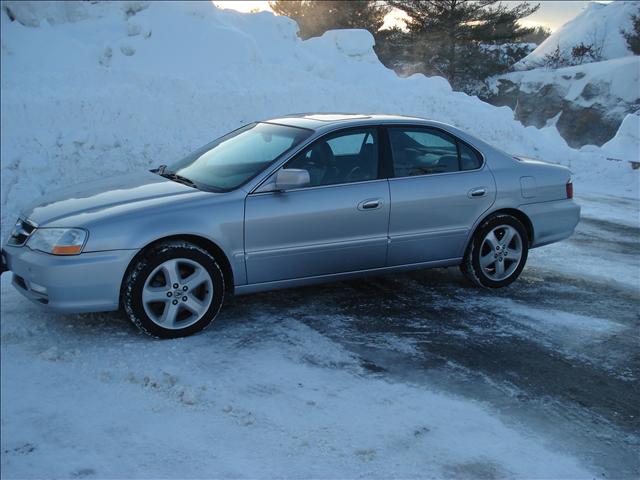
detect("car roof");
top-left (260, 113), bottom-right (499, 161)
top-left (263, 113), bottom-right (438, 132)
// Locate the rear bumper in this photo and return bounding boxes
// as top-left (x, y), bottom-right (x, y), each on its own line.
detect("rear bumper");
top-left (2, 245), bottom-right (137, 313)
top-left (519, 199), bottom-right (581, 248)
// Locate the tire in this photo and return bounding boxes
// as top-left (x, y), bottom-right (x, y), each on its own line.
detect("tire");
top-left (122, 241), bottom-right (225, 338)
top-left (461, 214), bottom-right (529, 288)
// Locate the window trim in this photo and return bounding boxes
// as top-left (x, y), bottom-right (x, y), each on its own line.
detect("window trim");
top-left (250, 177), bottom-right (389, 196)
top-left (383, 124), bottom-right (485, 179)
top-left (248, 122), bottom-right (487, 194)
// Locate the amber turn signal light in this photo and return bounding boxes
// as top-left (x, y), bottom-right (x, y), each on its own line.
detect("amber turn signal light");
top-left (52, 245), bottom-right (83, 255)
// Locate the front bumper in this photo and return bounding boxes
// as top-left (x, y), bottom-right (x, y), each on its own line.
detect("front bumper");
top-left (2, 245), bottom-right (138, 313)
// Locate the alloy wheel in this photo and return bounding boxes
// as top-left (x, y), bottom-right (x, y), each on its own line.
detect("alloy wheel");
top-left (478, 225), bottom-right (523, 281)
top-left (142, 258), bottom-right (213, 329)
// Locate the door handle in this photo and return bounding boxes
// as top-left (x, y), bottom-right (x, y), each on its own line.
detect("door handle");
top-left (468, 188), bottom-right (487, 198)
top-left (358, 199), bottom-right (383, 210)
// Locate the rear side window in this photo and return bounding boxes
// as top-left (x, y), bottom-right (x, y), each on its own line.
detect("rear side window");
top-left (388, 127), bottom-right (482, 177)
top-left (459, 142), bottom-right (483, 170)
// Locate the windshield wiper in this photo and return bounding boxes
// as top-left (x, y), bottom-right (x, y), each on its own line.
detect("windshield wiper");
top-left (158, 171), bottom-right (198, 189)
top-left (152, 165), bottom-right (222, 192)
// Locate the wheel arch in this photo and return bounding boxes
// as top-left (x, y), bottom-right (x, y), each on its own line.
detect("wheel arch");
top-left (120, 234), bottom-right (235, 305)
top-left (467, 208), bottom-right (534, 251)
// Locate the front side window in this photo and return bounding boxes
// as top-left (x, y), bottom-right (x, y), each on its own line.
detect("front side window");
top-left (168, 122), bottom-right (311, 191)
top-left (388, 127), bottom-right (482, 177)
top-left (286, 128), bottom-right (379, 187)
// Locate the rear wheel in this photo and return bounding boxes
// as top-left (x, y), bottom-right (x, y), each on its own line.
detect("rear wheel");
top-left (461, 214), bottom-right (529, 288)
top-left (123, 241), bottom-right (225, 338)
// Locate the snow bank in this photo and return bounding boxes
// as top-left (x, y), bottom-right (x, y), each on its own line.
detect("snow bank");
top-left (516, 1), bottom-right (638, 70)
top-left (1, 0), bottom-right (139, 27)
top-left (0, 1), bottom-right (637, 235)
top-left (602, 113), bottom-right (640, 161)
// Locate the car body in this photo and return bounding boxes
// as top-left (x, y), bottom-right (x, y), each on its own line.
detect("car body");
top-left (2, 114), bottom-right (580, 337)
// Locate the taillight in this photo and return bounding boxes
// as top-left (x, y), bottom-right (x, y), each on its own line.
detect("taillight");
top-left (566, 180), bottom-right (573, 199)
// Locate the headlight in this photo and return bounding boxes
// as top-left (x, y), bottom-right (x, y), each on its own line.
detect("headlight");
top-left (27, 228), bottom-right (88, 255)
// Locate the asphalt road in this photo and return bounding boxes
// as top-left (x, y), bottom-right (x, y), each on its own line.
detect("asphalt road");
top-left (218, 195), bottom-right (639, 478)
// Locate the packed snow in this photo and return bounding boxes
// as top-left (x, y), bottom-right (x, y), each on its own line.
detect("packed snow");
top-left (0, 290), bottom-right (596, 478)
top-left (1, 1), bottom-right (639, 478)
top-left (515, 1), bottom-right (639, 70)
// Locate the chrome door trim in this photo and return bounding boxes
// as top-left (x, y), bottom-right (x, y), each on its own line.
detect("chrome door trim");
top-left (248, 178), bottom-right (389, 197)
top-left (386, 162), bottom-right (489, 182)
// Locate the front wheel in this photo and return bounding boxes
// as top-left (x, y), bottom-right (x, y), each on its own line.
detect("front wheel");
top-left (461, 214), bottom-right (529, 288)
top-left (123, 241), bottom-right (225, 338)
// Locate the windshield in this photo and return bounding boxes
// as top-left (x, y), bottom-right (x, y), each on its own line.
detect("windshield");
top-left (167, 122), bottom-right (312, 191)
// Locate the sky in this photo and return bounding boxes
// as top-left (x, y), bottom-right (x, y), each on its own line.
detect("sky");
top-left (213, 1), bottom-right (600, 32)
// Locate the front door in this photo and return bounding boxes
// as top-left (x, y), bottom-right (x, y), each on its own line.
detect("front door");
top-left (244, 127), bottom-right (390, 284)
top-left (385, 126), bottom-right (496, 265)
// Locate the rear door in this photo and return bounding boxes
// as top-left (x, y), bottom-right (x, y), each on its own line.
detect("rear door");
top-left (244, 127), bottom-right (390, 284)
top-left (385, 126), bottom-right (496, 266)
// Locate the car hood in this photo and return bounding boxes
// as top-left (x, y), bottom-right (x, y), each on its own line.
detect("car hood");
top-left (23, 171), bottom-right (201, 227)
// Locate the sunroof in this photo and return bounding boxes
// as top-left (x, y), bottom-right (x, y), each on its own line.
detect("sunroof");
top-left (303, 114), bottom-right (370, 122)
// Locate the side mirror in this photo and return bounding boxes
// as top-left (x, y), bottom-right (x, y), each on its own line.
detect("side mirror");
top-left (261, 168), bottom-right (310, 192)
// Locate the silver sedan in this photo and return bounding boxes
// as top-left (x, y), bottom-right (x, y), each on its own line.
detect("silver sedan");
top-left (2, 114), bottom-right (580, 338)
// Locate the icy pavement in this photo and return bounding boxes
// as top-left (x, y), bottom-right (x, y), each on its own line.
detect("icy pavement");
top-left (1, 194), bottom-right (638, 479)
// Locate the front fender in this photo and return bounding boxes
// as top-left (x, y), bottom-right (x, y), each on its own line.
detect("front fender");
top-left (81, 190), bottom-right (247, 285)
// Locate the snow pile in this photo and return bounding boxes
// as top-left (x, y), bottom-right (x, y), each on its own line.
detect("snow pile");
top-left (602, 113), bottom-right (640, 161)
top-left (516, 1), bottom-right (638, 70)
top-left (0, 0), bottom-right (145, 27)
top-left (0, 1), bottom-right (637, 235)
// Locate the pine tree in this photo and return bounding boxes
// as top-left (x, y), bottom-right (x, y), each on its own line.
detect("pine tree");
top-left (388, 0), bottom-right (539, 89)
top-left (269, 1), bottom-right (390, 40)
top-left (521, 25), bottom-right (551, 45)
top-left (621, 13), bottom-right (640, 55)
